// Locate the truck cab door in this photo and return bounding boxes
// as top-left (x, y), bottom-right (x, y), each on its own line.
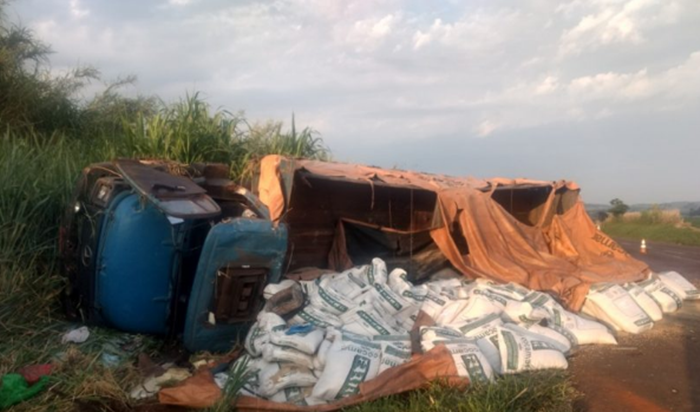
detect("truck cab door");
top-left (183, 218), bottom-right (287, 352)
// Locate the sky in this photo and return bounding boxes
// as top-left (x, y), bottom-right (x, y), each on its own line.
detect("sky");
top-left (8, 0), bottom-right (700, 204)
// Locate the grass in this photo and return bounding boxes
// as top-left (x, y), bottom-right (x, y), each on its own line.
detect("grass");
top-left (602, 221), bottom-right (700, 247)
top-left (601, 207), bottom-right (700, 247)
top-left (0, 103), bottom-right (331, 411)
top-left (687, 217), bottom-right (700, 229)
top-left (349, 371), bottom-right (579, 412)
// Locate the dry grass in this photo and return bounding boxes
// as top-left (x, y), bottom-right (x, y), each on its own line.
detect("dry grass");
top-left (611, 209), bottom-right (684, 225)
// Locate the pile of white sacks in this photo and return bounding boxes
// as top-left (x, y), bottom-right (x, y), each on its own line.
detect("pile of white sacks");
top-left (232, 258), bottom-right (698, 406)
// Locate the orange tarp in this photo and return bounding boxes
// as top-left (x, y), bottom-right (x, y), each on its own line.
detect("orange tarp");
top-left (257, 155), bottom-right (649, 311)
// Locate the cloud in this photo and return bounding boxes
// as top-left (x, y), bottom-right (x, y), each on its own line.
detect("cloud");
top-left (411, 9), bottom-right (521, 52)
top-left (467, 50), bottom-right (700, 135)
top-left (69, 0), bottom-right (89, 19)
top-left (558, 0), bottom-right (683, 56)
top-left (475, 120), bottom-right (499, 137)
top-left (344, 14), bottom-right (397, 52)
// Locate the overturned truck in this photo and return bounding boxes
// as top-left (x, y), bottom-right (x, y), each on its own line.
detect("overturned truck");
top-left (157, 155), bottom-right (697, 409)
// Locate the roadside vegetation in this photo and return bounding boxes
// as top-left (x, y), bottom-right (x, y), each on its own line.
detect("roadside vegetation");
top-left (0, 3), bottom-right (576, 411)
top-left (601, 204), bottom-right (700, 247)
top-left (350, 372), bottom-right (579, 412)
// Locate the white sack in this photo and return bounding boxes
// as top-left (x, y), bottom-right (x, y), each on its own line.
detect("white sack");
top-left (419, 326), bottom-right (464, 347)
top-left (497, 327), bottom-right (568, 373)
top-left (262, 344), bottom-right (315, 369)
top-left (638, 276), bottom-right (683, 313)
top-left (328, 267), bottom-right (371, 300)
top-left (658, 271), bottom-right (700, 300)
top-left (308, 277), bottom-right (357, 316)
top-left (289, 305), bottom-right (343, 329)
top-left (502, 300), bottom-right (550, 325)
top-left (439, 339), bottom-right (495, 384)
top-left (269, 386), bottom-right (313, 405)
top-left (582, 284), bottom-right (653, 334)
top-left (258, 362), bottom-right (317, 398)
top-left (244, 312), bottom-right (286, 357)
top-left (370, 282), bottom-right (416, 321)
top-left (388, 268), bottom-right (410, 292)
top-left (263, 280), bottom-right (298, 299)
top-left (357, 258), bottom-right (389, 286)
top-left (441, 292), bottom-right (504, 326)
top-left (313, 338), bottom-right (333, 371)
top-left (311, 331), bottom-right (381, 401)
top-left (548, 306), bottom-right (616, 346)
top-left (378, 343), bottom-right (412, 374)
top-left (270, 327), bottom-right (325, 355)
top-left (340, 306), bottom-right (403, 336)
top-left (623, 283), bottom-right (663, 321)
top-left (503, 323), bottom-right (571, 353)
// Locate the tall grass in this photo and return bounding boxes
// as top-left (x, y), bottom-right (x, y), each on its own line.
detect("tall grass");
top-left (0, 95), bottom-right (329, 323)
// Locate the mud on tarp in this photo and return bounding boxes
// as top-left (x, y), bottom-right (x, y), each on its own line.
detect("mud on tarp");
top-left (255, 155), bottom-right (650, 311)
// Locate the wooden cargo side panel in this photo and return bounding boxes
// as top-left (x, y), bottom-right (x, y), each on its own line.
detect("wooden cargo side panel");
top-left (283, 173), bottom-right (438, 271)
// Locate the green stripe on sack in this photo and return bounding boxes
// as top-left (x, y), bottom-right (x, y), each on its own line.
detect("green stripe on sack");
top-left (402, 289), bottom-right (426, 302)
top-left (523, 292), bottom-right (549, 307)
top-left (374, 284), bottom-right (403, 310)
top-left (461, 353), bottom-right (488, 384)
top-left (342, 334), bottom-right (382, 350)
top-left (552, 309), bottom-right (562, 327)
top-left (433, 328), bottom-right (463, 339)
top-left (502, 330), bottom-right (519, 371)
top-left (373, 334), bottom-right (411, 342)
top-left (424, 293), bottom-right (446, 306)
top-left (637, 278), bottom-right (655, 288)
top-left (366, 266), bottom-right (375, 284)
top-left (336, 355), bottom-right (371, 399)
top-left (549, 324), bottom-right (578, 346)
top-left (358, 311), bottom-right (391, 335)
top-left (531, 340), bottom-right (558, 351)
top-left (348, 272), bottom-right (367, 288)
top-left (662, 287), bottom-right (683, 308)
top-left (458, 313), bottom-right (500, 335)
top-left (384, 345), bottom-right (411, 359)
top-left (318, 286), bottom-right (349, 312)
top-left (298, 309), bottom-right (331, 328)
top-left (634, 316), bottom-right (653, 327)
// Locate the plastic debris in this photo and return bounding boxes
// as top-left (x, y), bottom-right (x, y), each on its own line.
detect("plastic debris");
top-left (61, 326), bottom-right (90, 344)
top-left (129, 367), bottom-right (191, 400)
top-left (0, 374), bottom-right (49, 408)
top-left (17, 364), bottom-right (52, 385)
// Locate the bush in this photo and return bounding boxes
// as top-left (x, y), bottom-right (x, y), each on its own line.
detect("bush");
top-left (608, 198), bottom-right (629, 219)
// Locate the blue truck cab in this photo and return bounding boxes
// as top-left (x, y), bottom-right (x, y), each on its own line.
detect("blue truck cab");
top-left (59, 159), bottom-right (287, 352)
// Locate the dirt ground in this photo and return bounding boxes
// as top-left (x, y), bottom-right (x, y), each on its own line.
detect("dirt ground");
top-left (569, 239), bottom-right (700, 412)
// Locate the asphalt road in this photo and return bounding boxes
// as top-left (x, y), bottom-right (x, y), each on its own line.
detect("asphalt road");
top-left (569, 239), bottom-right (700, 412)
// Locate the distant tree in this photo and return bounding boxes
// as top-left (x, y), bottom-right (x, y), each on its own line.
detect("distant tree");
top-left (596, 211), bottom-right (609, 222)
top-left (608, 198), bottom-right (630, 218)
top-left (689, 207), bottom-right (700, 217)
